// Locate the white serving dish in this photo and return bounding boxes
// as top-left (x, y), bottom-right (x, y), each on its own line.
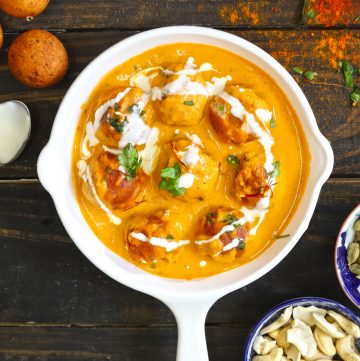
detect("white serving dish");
top-left (37, 26), bottom-right (334, 361)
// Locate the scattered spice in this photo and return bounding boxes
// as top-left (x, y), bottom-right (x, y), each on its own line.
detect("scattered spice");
top-left (219, 2), bottom-right (259, 25)
top-left (314, 32), bottom-right (356, 69)
top-left (303, 0), bottom-right (357, 26)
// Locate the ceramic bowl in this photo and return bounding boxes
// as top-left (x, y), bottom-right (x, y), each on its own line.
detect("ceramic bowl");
top-left (335, 204), bottom-right (360, 308)
top-left (244, 296), bottom-right (360, 360)
top-left (37, 26), bottom-right (334, 361)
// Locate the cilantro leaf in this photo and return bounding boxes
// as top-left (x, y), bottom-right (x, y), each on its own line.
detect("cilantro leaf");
top-left (270, 117), bottom-right (276, 128)
top-left (304, 71), bottom-right (317, 81)
top-left (113, 103), bottom-right (120, 111)
top-left (293, 66), bottom-right (303, 75)
top-left (306, 9), bottom-right (316, 18)
top-left (268, 161), bottom-right (281, 178)
top-left (227, 155), bottom-right (240, 166)
top-left (222, 213), bottom-right (237, 224)
top-left (237, 240), bottom-right (245, 250)
top-left (109, 117), bottom-right (127, 133)
top-left (118, 143), bottom-right (142, 180)
top-left (350, 86), bottom-right (360, 106)
top-left (206, 211), bottom-right (217, 224)
top-left (159, 163), bottom-right (185, 197)
top-left (339, 60), bottom-right (354, 88)
top-left (184, 100), bottom-right (194, 106)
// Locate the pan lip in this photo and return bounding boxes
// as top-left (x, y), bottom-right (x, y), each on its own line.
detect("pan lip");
top-left (37, 26), bottom-right (334, 302)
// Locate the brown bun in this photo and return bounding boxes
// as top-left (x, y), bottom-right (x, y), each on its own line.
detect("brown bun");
top-left (0, 0), bottom-right (49, 18)
top-left (8, 29), bottom-right (69, 88)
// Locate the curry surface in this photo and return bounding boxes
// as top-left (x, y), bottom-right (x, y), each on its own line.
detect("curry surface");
top-left (72, 43), bottom-right (310, 279)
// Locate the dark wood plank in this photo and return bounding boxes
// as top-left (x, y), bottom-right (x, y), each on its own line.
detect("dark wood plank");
top-left (0, 178), bottom-right (358, 326)
top-left (0, 29), bottom-right (359, 178)
top-left (0, 325), bottom-right (248, 361)
top-left (0, 0), bottom-right (306, 31)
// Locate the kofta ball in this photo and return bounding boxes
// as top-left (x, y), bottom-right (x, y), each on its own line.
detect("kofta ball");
top-left (8, 30), bottom-right (69, 88)
top-left (0, 0), bottom-right (49, 18)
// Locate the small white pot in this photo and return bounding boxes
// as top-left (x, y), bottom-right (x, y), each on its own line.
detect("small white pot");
top-left (37, 26), bottom-right (334, 361)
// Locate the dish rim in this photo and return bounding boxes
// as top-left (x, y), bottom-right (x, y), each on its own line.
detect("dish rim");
top-left (37, 25), bottom-right (334, 302)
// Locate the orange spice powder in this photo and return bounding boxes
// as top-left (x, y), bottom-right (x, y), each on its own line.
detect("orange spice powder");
top-left (315, 32), bottom-right (357, 69)
top-left (219, 2), bottom-right (259, 25)
top-left (304, 0), bottom-right (358, 26)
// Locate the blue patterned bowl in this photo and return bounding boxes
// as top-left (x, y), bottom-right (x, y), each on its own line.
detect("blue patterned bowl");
top-left (335, 204), bottom-right (360, 308)
top-left (244, 297), bottom-right (360, 360)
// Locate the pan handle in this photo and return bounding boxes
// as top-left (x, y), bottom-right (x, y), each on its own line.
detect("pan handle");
top-left (166, 298), bottom-right (216, 361)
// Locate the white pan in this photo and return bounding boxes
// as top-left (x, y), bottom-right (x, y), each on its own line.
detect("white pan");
top-left (37, 26), bottom-right (334, 361)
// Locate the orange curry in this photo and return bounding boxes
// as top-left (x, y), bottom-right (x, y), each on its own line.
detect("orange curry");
top-left (72, 43), bottom-right (310, 279)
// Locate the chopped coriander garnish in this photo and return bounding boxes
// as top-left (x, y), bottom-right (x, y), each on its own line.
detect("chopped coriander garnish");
top-left (206, 211), bottom-right (217, 225)
top-left (140, 110), bottom-right (146, 118)
top-left (237, 240), bottom-right (245, 250)
top-left (118, 143), bottom-right (142, 180)
top-left (222, 213), bottom-right (237, 224)
top-left (339, 60), bottom-right (354, 88)
top-left (218, 104), bottom-right (225, 112)
top-left (338, 60), bottom-right (359, 88)
top-left (350, 86), bottom-right (360, 106)
top-left (304, 71), bottom-right (317, 81)
top-left (227, 154), bottom-right (241, 166)
top-left (150, 263), bottom-right (156, 268)
top-left (128, 104), bottom-right (140, 113)
top-left (306, 8), bottom-right (316, 18)
top-left (275, 234), bottom-right (290, 239)
top-left (159, 163), bottom-right (185, 197)
top-left (113, 103), bottom-right (120, 111)
top-left (166, 234), bottom-right (174, 240)
top-left (268, 161), bottom-right (281, 178)
top-left (109, 117), bottom-right (127, 133)
top-left (293, 66), bottom-right (303, 75)
top-left (184, 100), bottom-right (195, 106)
top-left (270, 117), bottom-right (276, 128)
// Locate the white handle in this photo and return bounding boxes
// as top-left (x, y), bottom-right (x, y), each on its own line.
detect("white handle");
top-left (166, 299), bottom-right (215, 361)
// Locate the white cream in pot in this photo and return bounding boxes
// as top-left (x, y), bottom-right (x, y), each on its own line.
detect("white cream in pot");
top-left (0, 101), bottom-right (31, 165)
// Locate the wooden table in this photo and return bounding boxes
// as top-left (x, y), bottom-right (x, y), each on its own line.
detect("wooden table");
top-left (0, 1), bottom-right (359, 360)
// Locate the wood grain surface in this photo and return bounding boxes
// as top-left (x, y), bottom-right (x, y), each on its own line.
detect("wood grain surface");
top-left (0, 0), bottom-right (359, 360)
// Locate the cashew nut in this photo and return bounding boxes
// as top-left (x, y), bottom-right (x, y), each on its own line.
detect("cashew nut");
top-left (270, 329), bottom-right (281, 339)
top-left (253, 335), bottom-right (277, 355)
top-left (303, 349), bottom-right (332, 361)
top-left (293, 306), bottom-right (327, 326)
top-left (335, 335), bottom-right (360, 361)
top-left (276, 325), bottom-right (291, 348)
top-left (287, 327), bottom-right (317, 357)
top-left (313, 327), bottom-right (336, 357)
top-left (327, 310), bottom-right (360, 338)
top-left (253, 347), bottom-right (284, 361)
top-left (312, 312), bottom-right (345, 338)
top-left (260, 307), bottom-right (293, 335)
top-left (285, 344), bottom-right (301, 361)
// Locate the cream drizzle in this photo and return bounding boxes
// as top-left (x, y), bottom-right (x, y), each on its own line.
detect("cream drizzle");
top-left (129, 232), bottom-right (190, 253)
top-left (85, 167), bottom-right (121, 225)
